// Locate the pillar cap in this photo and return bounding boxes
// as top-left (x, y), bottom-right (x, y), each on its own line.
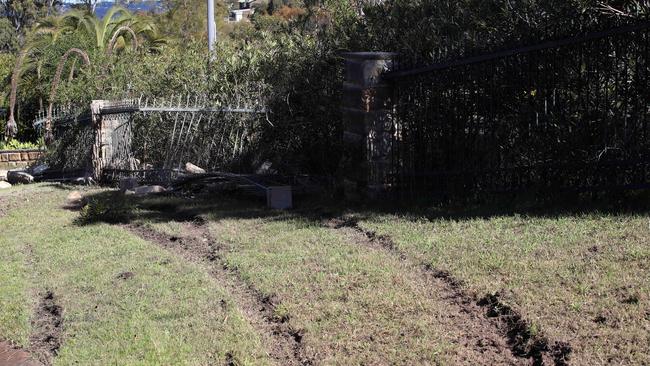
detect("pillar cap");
top-left (340, 52), bottom-right (398, 60)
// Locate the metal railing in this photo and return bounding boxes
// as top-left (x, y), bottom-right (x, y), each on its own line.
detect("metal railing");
top-left (386, 21), bottom-right (650, 200)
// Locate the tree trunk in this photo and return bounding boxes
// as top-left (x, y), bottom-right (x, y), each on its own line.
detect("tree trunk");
top-left (6, 51), bottom-right (28, 140)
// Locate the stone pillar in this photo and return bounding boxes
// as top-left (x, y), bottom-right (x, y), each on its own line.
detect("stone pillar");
top-left (91, 100), bottom-right (106, 180)
top-left (91, 100), bottom-right (134, 181)
top-left (340, 52), bottom-right (397, 197)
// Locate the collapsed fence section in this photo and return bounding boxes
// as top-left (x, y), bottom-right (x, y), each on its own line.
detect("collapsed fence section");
top-left (94, 97), bottom-right (267, 183)
top-left (385, 21), bottom-right (650, 200)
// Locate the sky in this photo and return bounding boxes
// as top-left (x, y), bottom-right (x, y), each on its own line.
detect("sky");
top-left (60, 0), bottom-right (163, 17)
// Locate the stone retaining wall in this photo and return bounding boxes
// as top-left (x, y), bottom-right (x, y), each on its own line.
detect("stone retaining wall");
top-left (0, 149), bottom-right (44, 170)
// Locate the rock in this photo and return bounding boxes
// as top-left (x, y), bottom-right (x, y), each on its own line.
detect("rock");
top-left (256, 161), bottom-right (276, 175)
top-left (0, 181), bottom-right (11, 189)
top-left (185, 162), bottom-right (206, 175)
top-left (71, 177), bottom-right (93, 185)
top-left (29, 164), bottom-right (49, 176)
top-left (67, 191), bottom-right (83, 204)
top-left (119, 177), bottom-right (138, 192)
top-left (7, 170), bottom-right (34, 185)
top-left (134, 185), bottom-right (167, 196)
top-left (0, 170), bottom-right (7, 181)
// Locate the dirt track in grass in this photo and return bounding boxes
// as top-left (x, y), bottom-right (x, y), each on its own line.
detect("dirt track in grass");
top-left (127, 207), bottom-right (528, 364)
top-left (126, 222), bottom-right (309, 366)
top-left (324, 216), bottom-right (571, 366)
top-left (29, 291), bottom-right (63, 366)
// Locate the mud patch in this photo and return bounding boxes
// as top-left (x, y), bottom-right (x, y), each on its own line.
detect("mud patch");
top-left (126, 223), bottom-right (310, 365)
top-left (116, 271), bottom-right (135, 280)
top-left (30, 291), bottom-right (63, 365)
top-left (479, 294), bottom-right (572, 365)
top-left (0, 341), bottom-right (42, 366)
top-left (325, 216), bottom-right (571, 366)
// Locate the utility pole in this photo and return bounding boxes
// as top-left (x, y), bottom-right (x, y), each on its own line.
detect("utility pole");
top-left (207, 0), bottom-right (217, 56)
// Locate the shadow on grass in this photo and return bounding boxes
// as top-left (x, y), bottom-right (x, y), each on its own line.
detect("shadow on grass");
top-left (73, 186), bottom-right (650, 229)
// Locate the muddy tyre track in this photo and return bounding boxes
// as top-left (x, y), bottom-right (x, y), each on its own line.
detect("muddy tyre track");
top-left (324, 216), bottom-right (571, 366)
top-left (29, 291), bottom-right (63, 366)
top-left (126, 222), bottom-right (310, 366)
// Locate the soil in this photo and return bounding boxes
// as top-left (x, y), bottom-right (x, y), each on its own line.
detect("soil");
top-left (29, 291), bottom-right (63, 366)
top-left (126, 222), bottom-right (310, 366)
top-left (324, 216), bottom-right (572, 366)
top-left (0, 342), bottom-right (41, 366)
top-left (116, 271), bottom-right (135, 280)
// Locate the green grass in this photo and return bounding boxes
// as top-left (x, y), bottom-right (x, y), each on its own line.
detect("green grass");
top-left (358, 212), bottom-right (650, 365)
top-left (3, 184), bottom-right (649, 365)
top-left (127, 196), bottom-right (512, 364)
top-left (0, 184), bottom-right (271, 365)
top-left (210, 215), bottom-right (458, 364)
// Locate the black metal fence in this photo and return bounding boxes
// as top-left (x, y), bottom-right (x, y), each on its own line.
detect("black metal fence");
top-left (385, 21), bottom-right (650, 200)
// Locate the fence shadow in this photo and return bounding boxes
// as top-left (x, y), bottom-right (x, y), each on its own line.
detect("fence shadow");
top-left (73, 187), bottom-right (650, 230)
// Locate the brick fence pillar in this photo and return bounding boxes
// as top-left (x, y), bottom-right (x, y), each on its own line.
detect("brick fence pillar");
top-left (340, 52), bottom-right (397, 198)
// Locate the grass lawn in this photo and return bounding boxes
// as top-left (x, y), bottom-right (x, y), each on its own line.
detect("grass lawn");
top-left (129, 196), bottom-right (519, 364)
top-left (358, 211), bottom-right (650, 365)
top-left (0, 184), bottom-right (271, 365)
top-left (1, 184), bottom-right (648, 365)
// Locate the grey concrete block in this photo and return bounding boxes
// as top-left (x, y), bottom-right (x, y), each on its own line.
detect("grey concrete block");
top-left (267, 186), bottom-right (292, 209)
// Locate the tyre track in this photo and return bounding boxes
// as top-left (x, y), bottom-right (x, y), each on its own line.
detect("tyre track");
top-left (126, 221), bottom-right (310, 366)
top-left (324, 216), bottom-right (571, 366)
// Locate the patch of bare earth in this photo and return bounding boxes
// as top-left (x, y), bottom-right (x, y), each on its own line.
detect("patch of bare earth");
top-left (0, 341), bottom-right (41, 366)
top-left (324, 217), bottom-right (571, 366)
top-left (0, 196), bottom-right (13, 219)
top-left (29, 291), bottom-right (63, 366)
top-left (126, 222), bottom-right (309, 366)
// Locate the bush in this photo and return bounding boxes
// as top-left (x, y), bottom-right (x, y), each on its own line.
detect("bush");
top-left (0, 139), bottom-right (41, 151)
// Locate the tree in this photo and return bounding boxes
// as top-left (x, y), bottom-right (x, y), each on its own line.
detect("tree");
top-left (59, 6), bottom-right (159, 52)
top-left (156, 0), bottom-right (228, 43)
top-left (1, 0), bottom-right (61, 33)
top-left (0, 18), bottom-right (19, 52)
top-left (4, 5), bottom-right (167, 139)
top-left (79, 0), bottom-right (100, 14)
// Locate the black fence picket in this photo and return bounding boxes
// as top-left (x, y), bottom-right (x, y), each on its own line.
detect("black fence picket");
top-left (385, 21), bottom-right (650, 200)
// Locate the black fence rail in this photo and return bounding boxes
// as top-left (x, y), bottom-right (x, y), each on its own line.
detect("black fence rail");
top-left (385, 21), bottom-right (650, 200)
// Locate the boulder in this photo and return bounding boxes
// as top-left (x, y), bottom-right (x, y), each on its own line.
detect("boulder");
top-left (256, 161), bottom-right (276, 175)
top-left (0, 170), bottom-right (7, 181)
top-left (71, 176), bottom-right (95, 185)
top-left (185, 162), bottom-right (206, 175)
top-left (66, 191), bottom-right (83, 204)
top-left (29, 164), bottom-right (49, 176)
top-left (0, 181), bottom-right (11, 190)
top-left (134, 185), bottom-right (167, 196)
top-left (119, 177), bottom-right (138, 192)
top-left (7, 170), bottom-right (34, 185)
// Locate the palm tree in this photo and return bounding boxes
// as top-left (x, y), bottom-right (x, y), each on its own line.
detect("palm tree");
top-left (6, 6), bottom-right (165, 139)
top-left (61, 6), bottom-right (160, 55)
top-left (5, 13), bottom-right (80, 140)
top-left (5, 15), bottom-right (74, 139)
top-left (44, 48), bottom-right (91, 146)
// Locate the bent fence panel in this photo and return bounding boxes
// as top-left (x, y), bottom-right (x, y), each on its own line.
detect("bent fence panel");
top-left (98, 96), bottom-right (267, 183)
top-left (386, 21), bottom-right (650, 200)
